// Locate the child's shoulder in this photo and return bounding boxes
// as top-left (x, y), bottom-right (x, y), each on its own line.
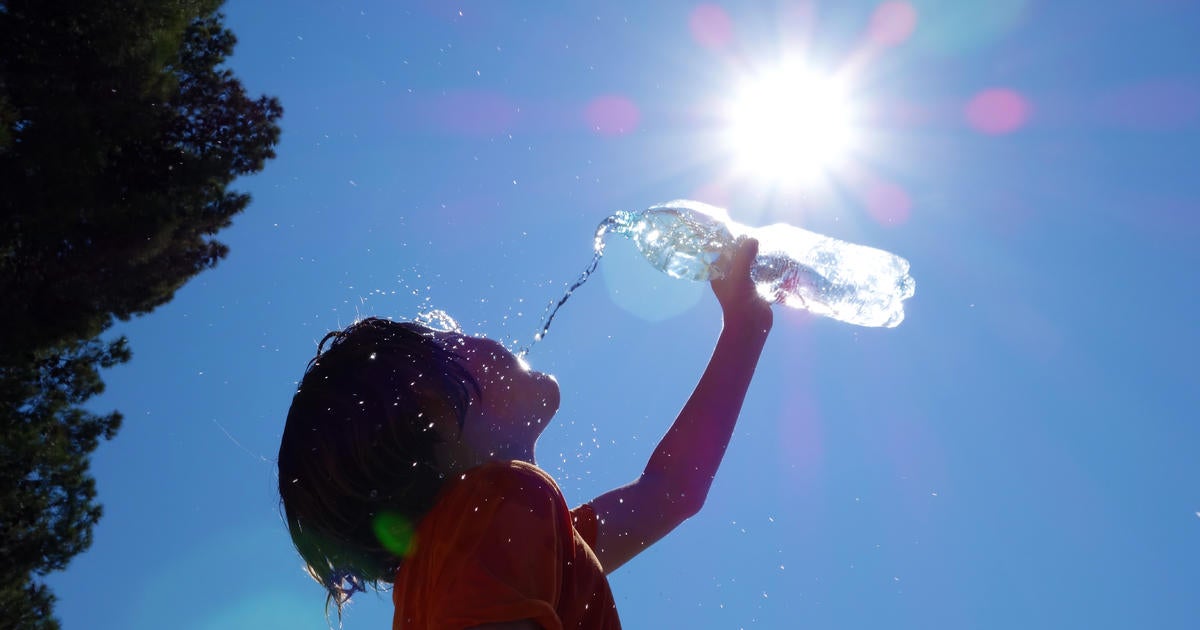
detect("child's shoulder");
top-left (427, 460), bottom-right (572, 539)
top-left (455, 460), bottom-right (563, 501)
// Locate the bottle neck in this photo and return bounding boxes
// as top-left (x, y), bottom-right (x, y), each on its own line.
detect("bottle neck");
top-left (593, 209), bottom-right (639, 253)
top-left (605, 209), bottom-right (639, 234)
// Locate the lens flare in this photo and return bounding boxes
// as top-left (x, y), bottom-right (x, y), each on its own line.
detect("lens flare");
top-left (966, 88), bottom-right (1031, 135)
top-left (373, 512), bottom-right (417, 557)
top-left (865, 179), bottom-right (913, 225)
top-left (689, 4), bottom-right (734, 50)
top-left (584, 94), bottom-right (641, 136)
top-left (869, 1), bottom-right (918, 47)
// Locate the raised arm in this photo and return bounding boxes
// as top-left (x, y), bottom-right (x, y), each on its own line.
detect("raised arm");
top-left (588, 238), bottom-right (773, 574)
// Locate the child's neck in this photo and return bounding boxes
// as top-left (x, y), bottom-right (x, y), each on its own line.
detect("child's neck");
top-left (439, 440), bottom-right (537, 475)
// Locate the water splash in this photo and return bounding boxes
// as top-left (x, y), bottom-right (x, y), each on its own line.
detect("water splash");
top-left (415, 309), bottom-right (463, 333)
top-left (518, 215), bottom-right (622, 357)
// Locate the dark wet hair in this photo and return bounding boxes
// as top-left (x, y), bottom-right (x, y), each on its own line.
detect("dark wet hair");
top-left (277, 317), bottom-right (478, 617)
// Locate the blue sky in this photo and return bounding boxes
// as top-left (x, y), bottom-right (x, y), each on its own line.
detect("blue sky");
top-left (50, 1), bottom-right (1199, 628)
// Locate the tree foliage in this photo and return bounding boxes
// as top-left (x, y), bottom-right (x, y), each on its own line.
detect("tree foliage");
top-left (0, 1), bottom-right (282, 627)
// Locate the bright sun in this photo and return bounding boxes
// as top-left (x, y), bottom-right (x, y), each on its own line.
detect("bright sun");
top-left (723, 62), bottom-right (858, 187)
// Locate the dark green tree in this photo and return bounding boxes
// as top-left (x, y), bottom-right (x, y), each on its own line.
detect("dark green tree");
top-left (0, 1), bottom-right (282, 627)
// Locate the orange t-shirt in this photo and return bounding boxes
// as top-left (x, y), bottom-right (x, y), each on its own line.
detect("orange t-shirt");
top-left (392, 460), bottom-right (621, 629)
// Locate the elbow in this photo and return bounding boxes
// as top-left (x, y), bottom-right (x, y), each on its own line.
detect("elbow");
top-left (667, 479), bottom-right (707, 522)
top-left (640, 470), bottom-right (708, 524)
top-left (678, 496), bottom-right (704, 521)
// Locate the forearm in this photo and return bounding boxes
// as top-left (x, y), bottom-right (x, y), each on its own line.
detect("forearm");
top-left (642, 315), bottom-right (770, 515)
top-left (588, 239), bottom-right (771, 573)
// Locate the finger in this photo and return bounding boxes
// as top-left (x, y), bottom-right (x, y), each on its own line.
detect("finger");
top-left (735, 238), bottom-right (759, 275)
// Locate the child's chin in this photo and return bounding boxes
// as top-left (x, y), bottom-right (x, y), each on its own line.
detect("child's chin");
top-left (532, 374), bottom-right (561, 418)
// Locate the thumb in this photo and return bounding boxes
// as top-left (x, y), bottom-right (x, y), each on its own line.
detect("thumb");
top-left (733, 237), bottom-right (759, 277)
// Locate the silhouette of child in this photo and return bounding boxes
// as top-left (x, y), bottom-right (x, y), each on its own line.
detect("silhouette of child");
top-left (278, 239), bottom-right (772, 629)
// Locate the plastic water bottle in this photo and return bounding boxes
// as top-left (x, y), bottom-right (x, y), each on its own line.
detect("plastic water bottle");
top-left (602, 199), bottom-right (916, 327)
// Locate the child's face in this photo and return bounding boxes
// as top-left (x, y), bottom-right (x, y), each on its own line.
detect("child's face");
top-left (432, 332), bottom-right (559, 467)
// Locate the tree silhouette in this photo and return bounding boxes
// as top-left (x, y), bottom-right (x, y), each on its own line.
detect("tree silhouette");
top-left (0, 1), bottom-right (282, 627)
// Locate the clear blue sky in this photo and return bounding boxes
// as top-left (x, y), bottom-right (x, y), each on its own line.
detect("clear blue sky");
top-left (50, 1), bottom-right (1200, 628)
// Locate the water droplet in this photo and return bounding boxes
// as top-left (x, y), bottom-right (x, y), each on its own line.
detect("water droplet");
top-left (415, 310), bottom-right (462, 333)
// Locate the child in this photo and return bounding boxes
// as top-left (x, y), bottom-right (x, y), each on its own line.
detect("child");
top-left (278, 239), bottom-right (772, 629)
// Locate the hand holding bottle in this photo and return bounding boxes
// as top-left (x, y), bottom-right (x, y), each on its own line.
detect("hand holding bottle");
top-left (711, 238), bottom-right (773, 334)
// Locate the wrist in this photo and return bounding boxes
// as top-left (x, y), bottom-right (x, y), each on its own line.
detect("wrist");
top-left (721, 304), bottom-right (773, 338)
